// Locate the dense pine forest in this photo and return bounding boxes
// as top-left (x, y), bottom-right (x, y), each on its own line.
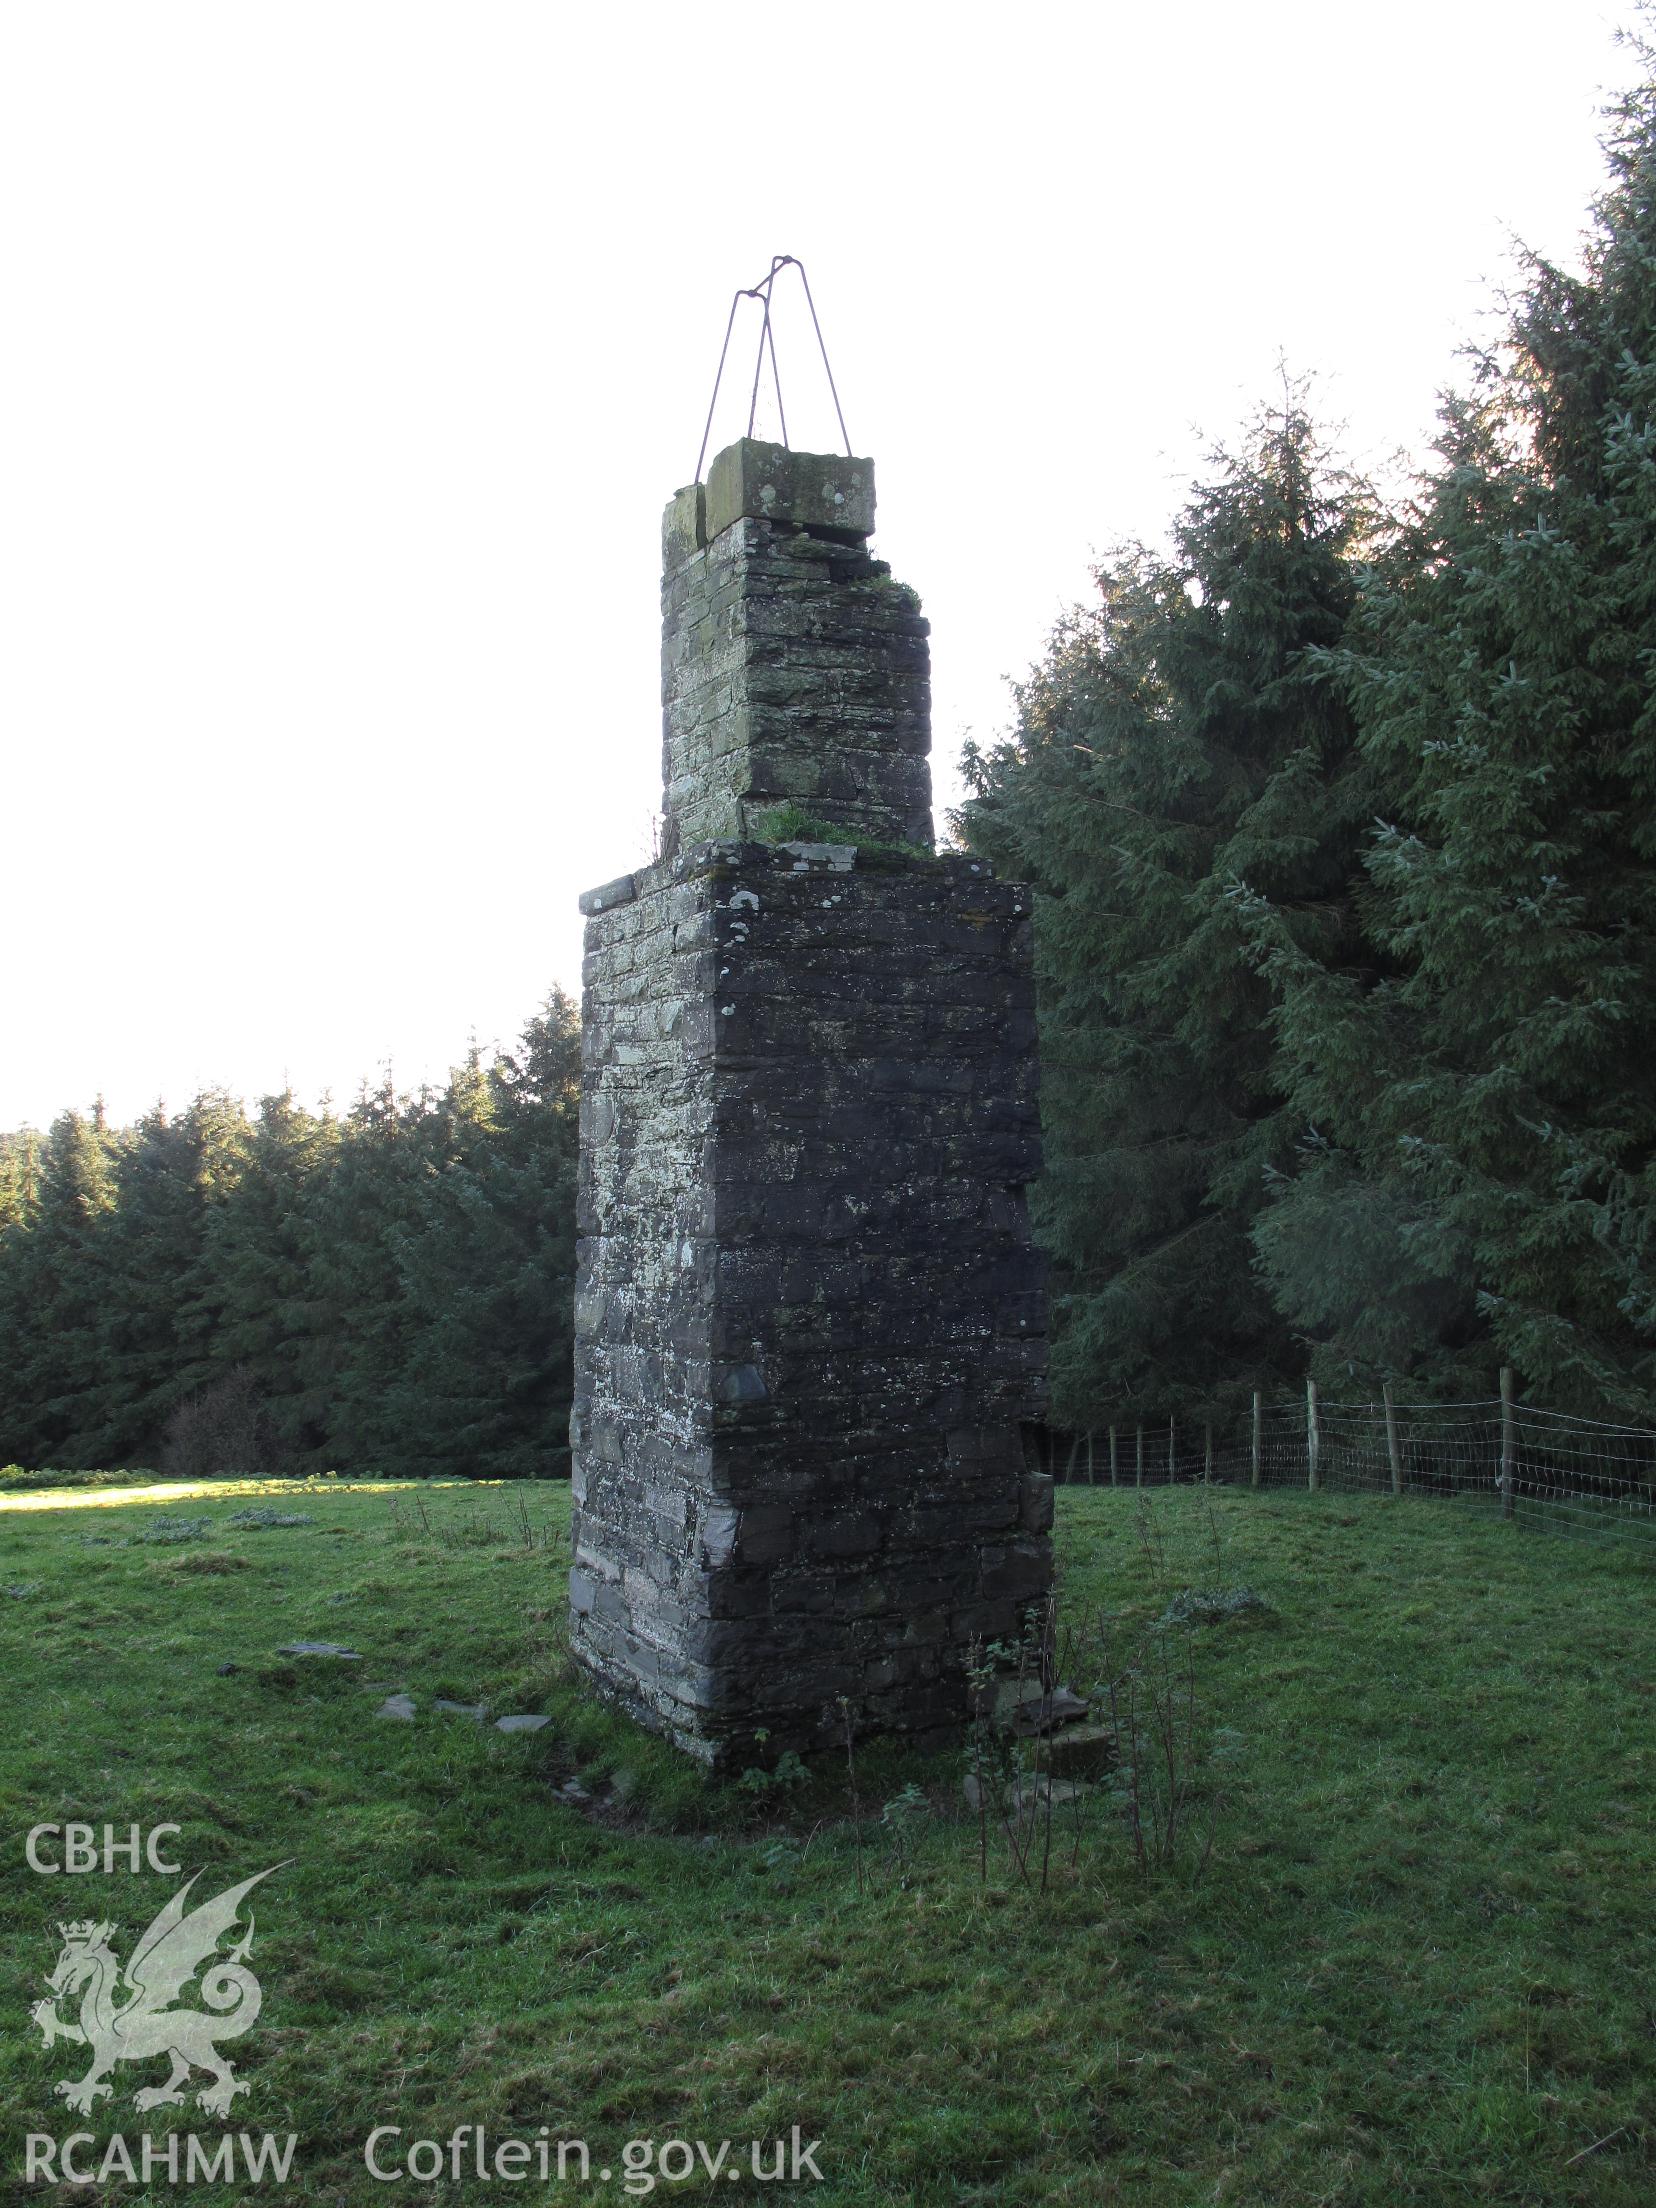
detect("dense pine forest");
top-left (0, 996), bottom-right (579, 1476)
top-left (959, 55), bottom-right (1656, 1433)
top-left (7, 61), bottom-right (1656, 1471)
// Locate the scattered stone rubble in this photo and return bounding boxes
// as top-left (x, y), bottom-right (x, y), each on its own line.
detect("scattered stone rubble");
top-left (965, 1677), bottom-right (1120, 1814)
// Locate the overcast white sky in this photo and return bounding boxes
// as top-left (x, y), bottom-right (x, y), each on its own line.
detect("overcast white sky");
top-left (1, 2), bottom-right (1637, 1131)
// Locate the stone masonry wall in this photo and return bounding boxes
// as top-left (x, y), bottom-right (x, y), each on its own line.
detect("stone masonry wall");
top-left (569, 840), bottom-right (1050, 1764)
top-left (569, 439), bottom-right (1050, 1767)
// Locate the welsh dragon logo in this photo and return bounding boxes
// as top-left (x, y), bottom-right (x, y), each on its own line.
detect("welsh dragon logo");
top-left (30, 1864), bottom-right (284, 2117)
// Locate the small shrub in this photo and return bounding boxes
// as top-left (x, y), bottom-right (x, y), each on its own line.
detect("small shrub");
top-left (162, 1367), bottom-right (281, 1480)
top-left (737, 1733), bottom-right (810, 1797)
top-left (227, 1507), bottom-right (315, 1530)
top-left (0, 1466), bottom-right (160, 1493)
top-left (880, 1781), bottom-right (930, 1873)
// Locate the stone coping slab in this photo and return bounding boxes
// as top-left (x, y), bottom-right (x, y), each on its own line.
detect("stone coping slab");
top-left (701, 439), bottom-right (874, 544)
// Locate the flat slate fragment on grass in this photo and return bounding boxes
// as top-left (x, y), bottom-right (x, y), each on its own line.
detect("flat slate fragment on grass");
top-left (278, 1641), bottom-right (363, 1660)
top-left (376, 1694), bottom-right (417, 1721)
top-left (495, 1714), bottom-right (550, 1733)
top-left (434, 1699), bottom-right (487, 1720)
top-left (1009, 1685), bottom-right (1091, 1735)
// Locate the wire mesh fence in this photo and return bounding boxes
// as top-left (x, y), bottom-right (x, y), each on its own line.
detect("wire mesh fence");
top-left (1044, 1382), bottom-right (1656, 1552)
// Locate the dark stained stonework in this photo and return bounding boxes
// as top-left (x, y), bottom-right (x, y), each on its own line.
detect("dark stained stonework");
top-left (569, 442), bottom-right (1049, 1767)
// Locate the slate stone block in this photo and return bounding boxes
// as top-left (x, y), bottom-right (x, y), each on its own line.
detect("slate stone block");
top-left (702, 439), bottom-right (876, 542)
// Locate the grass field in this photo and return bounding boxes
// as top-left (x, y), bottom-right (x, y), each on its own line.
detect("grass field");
top-left (0, 1478), bottom-right (1651, 2206)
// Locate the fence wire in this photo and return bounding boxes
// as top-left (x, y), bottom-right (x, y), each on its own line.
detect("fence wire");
top-left (1046, 1397), bottom-right (1656, 1552)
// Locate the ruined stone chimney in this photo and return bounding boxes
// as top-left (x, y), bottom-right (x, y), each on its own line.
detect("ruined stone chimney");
top-left (659, 441), bottom-right (932, 855)
top-left (568, 437), bottom-right (1050, 1767)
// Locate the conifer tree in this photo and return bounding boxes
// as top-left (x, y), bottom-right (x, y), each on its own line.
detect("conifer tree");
top-left (0, 1130), bottom-right (41, 1235)
top-left (78, 1091), bottom-right (252, 1462)
top-left (198, 1090), bottom-right (340, 1468)
top-left (2, 1107), bottom-right (118, 1461)
top-left (960, 396), bottom-right (1378, 1428)
top-left (381, 993), bottom-right (581, 1477)
top-left (1248, 53), bottom-right (1656, 1414)
top-left (293, 1068), bottom-right (433, 1473)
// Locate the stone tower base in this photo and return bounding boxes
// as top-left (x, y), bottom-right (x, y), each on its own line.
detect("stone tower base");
top-left (568, 837), bottom-right (1051, 1767)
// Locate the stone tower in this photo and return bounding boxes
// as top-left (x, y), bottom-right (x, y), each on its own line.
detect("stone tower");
top-left (568, 437), bottom-right (1050, 1767)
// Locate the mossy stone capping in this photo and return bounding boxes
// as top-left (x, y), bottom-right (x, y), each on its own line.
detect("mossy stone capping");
top-left (702, 437), bottom-right (874, 541)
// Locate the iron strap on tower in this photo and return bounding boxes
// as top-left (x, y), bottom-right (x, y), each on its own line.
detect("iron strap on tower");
top-left (694, 255), bottom-right (853, 485)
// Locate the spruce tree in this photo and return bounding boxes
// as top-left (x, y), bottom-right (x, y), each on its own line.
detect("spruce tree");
top-left (1249, 55), bottom-right (1656, 1414)
top-left (294, 1069), bottom-right (432, 1473)
top-left (380, 993), bottom-right (581, 1477)
top-left (960, 396), bottom-right (1377, 1429)
top-left (78, 1091), bottom-right (252, 1462)
top-left (0, 1130), bottom-right (41, 1235)
top-left (199, 1089), bottom-right (340, 1468)
top-left (2, 1107), bottom-right (117, 1463)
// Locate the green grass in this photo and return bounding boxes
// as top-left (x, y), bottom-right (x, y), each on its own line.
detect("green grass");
top-left (0, 1481), bottom-right (1651, 2204)
top-left (749, 804), bottom-right (934, 861)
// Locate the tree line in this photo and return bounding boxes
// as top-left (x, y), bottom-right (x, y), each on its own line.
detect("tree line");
top-left (958, 57), bottom-right (1656, 1431)
top-left (7, 60), bottom-right (1656, 1469)
top-left (0, 995), bottom-right (579, 1476)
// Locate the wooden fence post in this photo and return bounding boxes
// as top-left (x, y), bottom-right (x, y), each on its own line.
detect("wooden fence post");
top-left (1109, 1426), bottom-right (1118, 1487)
top-left (1203, 1423), bottom-right (1213, 1483)
top-left (1086, 1429), bottom-right (1096, 1485)
top-left (1383, 1381), bottom-right (1402, 1497)
top-left (1251, 1390), bottom-right (1262, 1488)
top-left (1306, 1377), bottom-right (1321, 1492)
top-left (1500, 1366), bottom-right (1517, 1520)
top-left (1167, 1416), bottom-right (1177, 1483)
top-left (1135, 1425), bottom-right (1144, 1487)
